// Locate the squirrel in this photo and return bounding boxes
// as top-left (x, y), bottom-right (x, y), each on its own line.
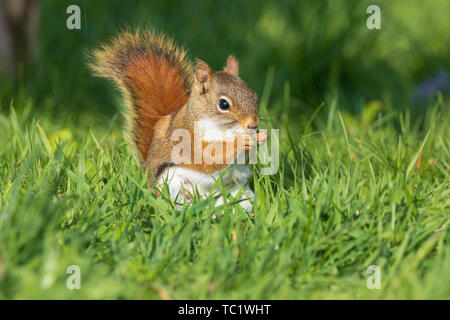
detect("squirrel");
top-left (89, 29), bottom-right (266, 211)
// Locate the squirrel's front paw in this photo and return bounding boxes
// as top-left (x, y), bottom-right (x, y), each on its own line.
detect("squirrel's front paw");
top-left (255, 131), bottom-right (267, 145)
top-left (236, 134), bottom-right (255, 150)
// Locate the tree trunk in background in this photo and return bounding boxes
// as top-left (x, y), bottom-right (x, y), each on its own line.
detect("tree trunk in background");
top-left (0, 0), bottom-right (40, 78)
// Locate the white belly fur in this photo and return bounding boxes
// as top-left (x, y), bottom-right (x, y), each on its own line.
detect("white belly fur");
top-left (158, 164), bottom-right (254, 211)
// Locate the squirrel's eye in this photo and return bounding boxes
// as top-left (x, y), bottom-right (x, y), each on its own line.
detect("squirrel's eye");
top-left (218, 98), bottom-right (231, 112)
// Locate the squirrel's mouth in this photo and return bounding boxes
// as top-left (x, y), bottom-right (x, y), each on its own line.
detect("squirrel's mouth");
top-left (225, 124), bottom-right (250, 138)
top-left (222, 121), bottom-right (253, 134)
top-left (199, 118), bottom-right (258, 142)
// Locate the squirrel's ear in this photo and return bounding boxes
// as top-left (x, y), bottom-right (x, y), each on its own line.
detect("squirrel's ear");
top-left (195, 59), bottom-right (213, 84)
top-left (194, 59), bottom-right (213, 95)
top-left (223, 55), bottom-right (239, 76)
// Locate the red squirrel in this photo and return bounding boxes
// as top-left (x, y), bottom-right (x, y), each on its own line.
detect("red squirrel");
top-left (89, 29), bottom-right (266, 210)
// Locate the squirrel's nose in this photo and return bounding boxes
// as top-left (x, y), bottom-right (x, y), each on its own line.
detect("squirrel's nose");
top-left (247, 116), bottom-right (259, 129)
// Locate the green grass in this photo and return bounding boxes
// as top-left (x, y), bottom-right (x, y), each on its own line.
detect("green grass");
top-left (0, 87), bottom-right (448, 299)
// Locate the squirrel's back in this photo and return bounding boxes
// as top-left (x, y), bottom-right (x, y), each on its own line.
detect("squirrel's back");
top-left (89, 29), bottom-right (192, 162)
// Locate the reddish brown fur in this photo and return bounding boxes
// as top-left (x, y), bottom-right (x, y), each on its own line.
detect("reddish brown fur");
top-left (125, 55), bottom-right (189, 160)
top-left (89, 29), bottom-right (192, 163)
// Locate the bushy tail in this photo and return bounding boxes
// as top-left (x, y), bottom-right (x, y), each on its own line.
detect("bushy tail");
top-left (89, 29), bottom-right (192, 162)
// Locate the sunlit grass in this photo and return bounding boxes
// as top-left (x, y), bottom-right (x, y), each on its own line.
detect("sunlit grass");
top-left (0, 89), bottom-right (448, 299)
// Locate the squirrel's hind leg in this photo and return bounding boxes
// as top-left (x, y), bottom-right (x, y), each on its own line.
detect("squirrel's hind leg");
top-left (158, 167), bottom-right (195, 209)
top-left (214, 187), bottom-right (254, 212)
top-left (159, 167), bottom-right (255, 212)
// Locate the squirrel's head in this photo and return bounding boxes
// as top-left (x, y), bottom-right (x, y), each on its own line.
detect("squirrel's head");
top-left (189, 56), bottom-right (259, 134)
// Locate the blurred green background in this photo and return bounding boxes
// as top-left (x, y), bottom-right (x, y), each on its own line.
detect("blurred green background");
top-left (0, 0), bottom-right (449, 300)
top-left (1, 0), bottom-right (449, 126)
